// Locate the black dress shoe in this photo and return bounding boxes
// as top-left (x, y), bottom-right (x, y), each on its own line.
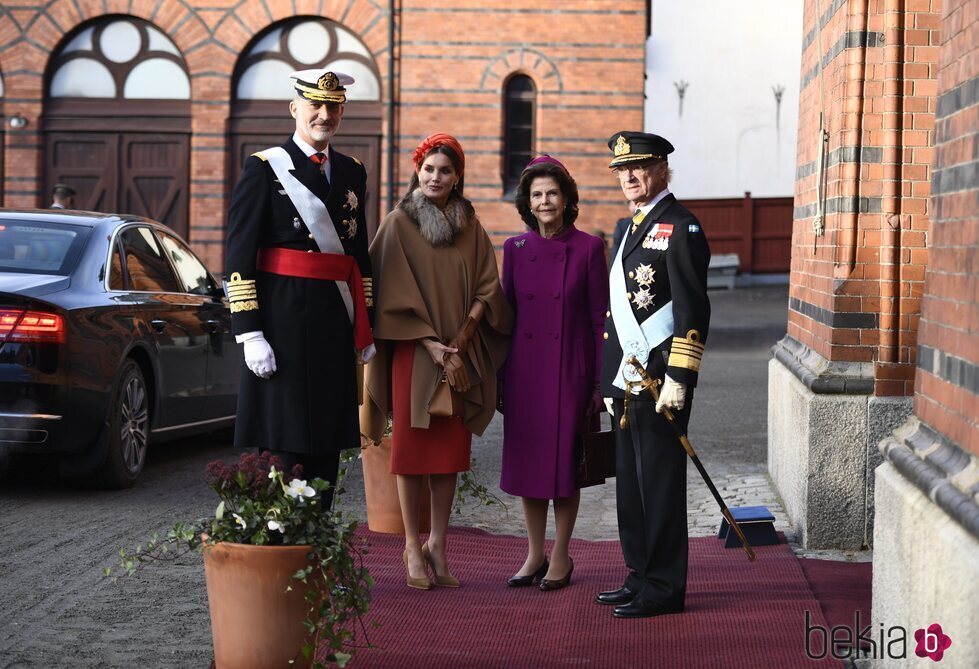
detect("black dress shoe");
top-left (595, 586), bottom-right (635, 605)
top-left (539, 557), bottom-right (573, 591)
top-left (612, 598), bottom-right (684, 619)
top-left (507, 559), bottom-right (548, 587)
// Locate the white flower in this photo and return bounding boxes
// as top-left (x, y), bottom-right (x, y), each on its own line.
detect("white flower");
top-left (233, 513), bottom-right (246, 529)
top-left (267, 519), bottom-right (285, 533)
top-left (286, 479), bottom-right (316, 500)
top-left (268, 466), bottom-right (278, 479)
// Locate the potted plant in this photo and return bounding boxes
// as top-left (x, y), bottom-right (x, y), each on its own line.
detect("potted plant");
top-left (360, 433), bottom-right (431, 534)
top-left (107, 451), bottom-right (372, 668)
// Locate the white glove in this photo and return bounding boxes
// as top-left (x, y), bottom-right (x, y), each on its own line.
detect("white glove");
top-left (358, 343), bottom-right (377, 364)
top-left (240, 331), bottom-right (276, 379)
top-left (655, 374), bottom-right (686, 413)
top-left (604, 397), bottom-right (615, 416)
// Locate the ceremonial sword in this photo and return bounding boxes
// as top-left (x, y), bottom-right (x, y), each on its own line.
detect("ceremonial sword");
top-left (622, 355), bottom-right (756, 562)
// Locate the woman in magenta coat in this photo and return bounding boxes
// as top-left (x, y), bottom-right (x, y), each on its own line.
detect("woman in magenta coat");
top-left (499, 156), bottom-right (609, 591)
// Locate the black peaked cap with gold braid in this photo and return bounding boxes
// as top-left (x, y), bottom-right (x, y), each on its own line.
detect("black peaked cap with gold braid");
top-left (607, 131), bottom-right (675, 168)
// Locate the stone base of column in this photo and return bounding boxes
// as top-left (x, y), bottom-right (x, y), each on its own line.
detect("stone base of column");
top-left (767, 337), bottom-right (912, 549)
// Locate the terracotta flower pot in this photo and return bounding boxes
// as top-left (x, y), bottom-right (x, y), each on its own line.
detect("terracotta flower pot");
top-left (203, 542), bottom-right (315, 669)
top-left (361, 437), bottom-right (431, 534)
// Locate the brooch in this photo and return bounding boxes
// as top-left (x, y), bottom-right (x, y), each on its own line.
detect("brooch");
top-left (344, 190), bottom-right (358, 211)
top-left (514, 239), bottom-right (526, 248)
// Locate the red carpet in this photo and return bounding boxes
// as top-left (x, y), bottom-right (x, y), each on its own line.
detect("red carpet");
top-left (344, 527), bottom-right (843, 668)
top-left (799, 558), bottom-right (873, 643)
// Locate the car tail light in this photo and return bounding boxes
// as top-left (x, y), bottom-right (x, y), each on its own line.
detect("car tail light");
top-left (0, 309), bottom-right (66, 343)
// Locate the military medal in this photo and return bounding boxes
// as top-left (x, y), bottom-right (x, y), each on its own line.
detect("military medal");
top-left (293, 216), bottom-right (302, 230)
top-left (343, 217), bottom-right (358, 239)
top-left (344, 190), bottom-right (358, 211)
top-left (631, 287), bottom-right (654, 310)
top-left (634, 263), bottom-right (655, 288)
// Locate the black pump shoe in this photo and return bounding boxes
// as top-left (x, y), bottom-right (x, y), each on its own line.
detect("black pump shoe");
top-left (507, 559), bottom-right (549, 587)
top-left (539, 558), bottom-right (574, 592)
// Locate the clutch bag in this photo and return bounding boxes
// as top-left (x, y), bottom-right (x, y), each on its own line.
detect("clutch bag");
top-left (429, 374), bottom-right (462, 417)
top-left (576, 428), bottom-right (616, 488)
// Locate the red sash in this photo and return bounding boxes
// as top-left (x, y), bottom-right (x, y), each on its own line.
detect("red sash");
top-left (256, 247), bottom-right (373, 350)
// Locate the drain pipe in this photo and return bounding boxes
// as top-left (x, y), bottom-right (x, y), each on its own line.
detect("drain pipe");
top-left (385, 0), bottom-right (399, 216)
top-left (879, 0), bottom-right (905, 364)
top-left (835, 0), bottom-right (871, 276)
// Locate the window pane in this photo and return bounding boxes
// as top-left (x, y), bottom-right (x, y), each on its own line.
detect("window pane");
top-left (0, 222), bottom-right (87, 275)
top-left (327, 58), bottom-right (380, 101)
top-left (124, 59), bottom-right (190, 99)
top-left (508, 76), bottom-right (535, 94)
top-left (109, 244), bottom-right (125, 290)
top-left (50, 59), bottom-right (116, 97)
top-left (157, 231), bottom-right (215, 295)
top-left (287, 22), bottom-right (331, 64)
top-left (236, 60), bottom-right (296, 100)
top-left (119, 227), bottom-right (179, 292)
top-left (100, 21), bottom-right (141, 64)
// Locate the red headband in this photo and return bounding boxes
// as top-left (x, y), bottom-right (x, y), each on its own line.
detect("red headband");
top-left (412, 133), bottom-right (465, 175)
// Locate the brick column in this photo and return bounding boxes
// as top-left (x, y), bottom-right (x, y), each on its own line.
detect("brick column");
top-left (769, 0), bottom-right (941, 549)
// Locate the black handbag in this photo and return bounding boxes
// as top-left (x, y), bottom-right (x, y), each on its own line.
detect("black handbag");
top-left (576, 426), bottom-right (616, 488)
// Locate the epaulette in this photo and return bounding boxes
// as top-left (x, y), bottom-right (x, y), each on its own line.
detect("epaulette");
top-left (251, 152), bottom-right (268, 162)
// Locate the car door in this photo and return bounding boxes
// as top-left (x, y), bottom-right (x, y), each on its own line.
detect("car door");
top-left (155, 229), bottom-right (239, 420)
top-left (116, 225), bottom-right (208, 428)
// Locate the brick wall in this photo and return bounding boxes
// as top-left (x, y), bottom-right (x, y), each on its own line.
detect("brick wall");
top-left (915, 0), bottom-right (979, 456)
top-left (790, 0), bottom-right (942, 395)
top-left (0, 0), bottom-right (645, 270)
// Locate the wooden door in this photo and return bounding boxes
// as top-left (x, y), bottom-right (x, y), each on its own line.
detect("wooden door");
top-left (44, 131), bottom-right (189, 237)
top-left (44, 133), bottom-right (118, 212)
top-left (120, 134), bottom-right (189, 238)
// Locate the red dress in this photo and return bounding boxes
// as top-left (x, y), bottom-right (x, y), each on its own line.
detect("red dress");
top-left (390, 341), bottom-right (472, 475)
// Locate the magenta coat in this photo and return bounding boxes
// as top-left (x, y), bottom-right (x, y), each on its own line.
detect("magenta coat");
top-left (499, 225), bottom-right (609, 499)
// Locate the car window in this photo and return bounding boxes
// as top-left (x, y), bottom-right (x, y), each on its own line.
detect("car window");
top-left (118, 226), bottom-right (180, 293)
top-left (0, 220), bottom-right (90, 275)
top-left (108, 243), bottom-right (125, 290)
top-left (157, 231), bottom-right (217, 296)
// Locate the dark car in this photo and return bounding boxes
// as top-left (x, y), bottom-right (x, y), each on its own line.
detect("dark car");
top-left (0, 210), bottom-right (239, 487)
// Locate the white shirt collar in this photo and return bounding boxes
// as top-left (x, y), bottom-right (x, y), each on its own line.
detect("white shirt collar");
top-left (636, 188), bottom-right (671, 217)
top-left (292, 132), bottom-right (331, 182)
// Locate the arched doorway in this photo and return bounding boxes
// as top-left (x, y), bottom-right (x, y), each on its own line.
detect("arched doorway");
top-left (43, 17), bottom-right (191, 237)
top-left (230, 18), bottom-right (383, 233)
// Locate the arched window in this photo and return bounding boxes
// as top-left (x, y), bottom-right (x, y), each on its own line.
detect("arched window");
top-left (234, 19), bottom-right (381, 102)
top-left (502, 75), bottom-right (537, 194)
top-left (47, 18), bottom-right (190, 99)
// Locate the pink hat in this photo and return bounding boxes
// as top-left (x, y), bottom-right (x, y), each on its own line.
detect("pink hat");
top-left (524, 154), bottom-right (569, 174)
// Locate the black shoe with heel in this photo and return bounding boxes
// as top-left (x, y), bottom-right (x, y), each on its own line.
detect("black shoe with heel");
top-left (507, 559), bottom-right (549, 587)
top-left (539, 557), bottom-right (574, 592)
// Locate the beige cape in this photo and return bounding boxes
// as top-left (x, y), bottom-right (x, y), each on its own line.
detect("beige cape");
top-left (361, 202), bottom-right (512, 442)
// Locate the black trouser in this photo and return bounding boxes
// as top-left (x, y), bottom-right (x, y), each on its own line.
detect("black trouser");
top-left (267, 450), bottom-right (341, 508)
top-left (612, 393), bottom-right (693, 607)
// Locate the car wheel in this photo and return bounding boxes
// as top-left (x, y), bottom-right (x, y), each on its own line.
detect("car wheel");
top-left (99, 359), bottom-right (150, 488)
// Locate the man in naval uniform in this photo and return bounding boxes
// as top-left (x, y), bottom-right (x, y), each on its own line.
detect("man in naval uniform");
top-left (596, 131), bottom-right (711, 618)
top-left (225, 68), bottom-right (374, 499)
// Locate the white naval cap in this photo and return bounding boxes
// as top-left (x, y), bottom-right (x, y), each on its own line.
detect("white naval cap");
top-left (289, 68), bottom-right (355, 103)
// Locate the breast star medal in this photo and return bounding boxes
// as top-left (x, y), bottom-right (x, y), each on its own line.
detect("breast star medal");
top-left (344, 190), bottom-right (358, 211)
top-left (292, 216), bottom-right (302, 230)
top-left (631, 287), bottom-right (654, 310)
top-left (343, 217), bottom-right (358, 239)
top-left (634, 263), bottom-right (655, 288)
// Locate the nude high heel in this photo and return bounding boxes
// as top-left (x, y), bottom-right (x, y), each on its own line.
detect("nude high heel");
top-left (422, 543), bottom-right (460, 588)
top-left (403, 549), bottom-right (431, 590)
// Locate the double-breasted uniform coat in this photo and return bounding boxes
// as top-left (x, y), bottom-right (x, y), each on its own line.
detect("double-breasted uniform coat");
top-left (499, 226), bottom-right (608, 499)
top-left (600, 191), bottom-right (711, 609)
top-left (225, 136), bottom-right (372, 460)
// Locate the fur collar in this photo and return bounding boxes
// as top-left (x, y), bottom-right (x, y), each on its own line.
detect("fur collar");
top-left (399, 189), bottom-right (470, 247)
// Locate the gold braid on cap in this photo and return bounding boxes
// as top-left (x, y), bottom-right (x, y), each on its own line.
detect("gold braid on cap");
top-left (294, 72), bottom-right (346, 103)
